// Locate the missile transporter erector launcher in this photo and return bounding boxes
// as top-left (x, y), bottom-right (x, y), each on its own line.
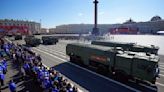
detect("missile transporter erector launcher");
top-left (24, 36), bottom-right (41, 47)
top-left (42, 36), bottom-right (58, 45)
top-left (91, 41), bottom-right (134, 51)
top-left (91, 41), bottom-right (159, 55)
top-left (15, 34), bottom-right (22, 40)
top-left (66, 43), bottom-right (159, 84)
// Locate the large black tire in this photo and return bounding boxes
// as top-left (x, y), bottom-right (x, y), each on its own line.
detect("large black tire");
top-left (97, 65), bottom-right (108, 75)
top-left (70, 56), bottom-right (75, 62)
top-left (70, 55), bottom-right (84, 66)
top-left (114, 70), bottom-right (128, 82)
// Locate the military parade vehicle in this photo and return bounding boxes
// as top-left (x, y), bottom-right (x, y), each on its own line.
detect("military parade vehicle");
top-left (25, 35), bottom-right (35, 38)
top-left (14, 34), bottom-right (22, 40)
top-left (91, 41), bottom-right (159, 55)
top-left (24, 36), bottom-right (41, 47)
top-left (42, 36), bottom-right (58, 45)
top-left (66, 43), bottom-right (160, 84)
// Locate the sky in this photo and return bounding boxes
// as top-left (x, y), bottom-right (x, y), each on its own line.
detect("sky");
top-left (0, 0), bottom-right (164, 28)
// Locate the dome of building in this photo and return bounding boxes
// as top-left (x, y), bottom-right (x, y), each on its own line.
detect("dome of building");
top-left (151, 16), bottom-right (162, 21)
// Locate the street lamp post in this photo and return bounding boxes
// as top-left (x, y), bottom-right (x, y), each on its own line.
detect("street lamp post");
top-left (92, 0), bottom-right (99, 36)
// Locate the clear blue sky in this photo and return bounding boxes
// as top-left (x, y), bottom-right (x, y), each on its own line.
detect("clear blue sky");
top-left (0, 0), bottom-right (164, 28)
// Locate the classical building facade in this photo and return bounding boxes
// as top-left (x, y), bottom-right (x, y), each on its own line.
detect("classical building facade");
top-left (49, 16), bottom-right (164, 35)
top-left (0, 19), bottom-right (41, 34)
top-left (119, 16), bottom-right (164, 34)
top-left (49, 24), bottom-right (92, 34)
top-left (40, 28), bottom-right (49, 34)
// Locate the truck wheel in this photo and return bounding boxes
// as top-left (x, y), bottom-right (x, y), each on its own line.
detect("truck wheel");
top-left (151, 78), bottom-right (156, 84)
top-left (114, 71), bottom-right (128, 82)
top-left (97, 65), bottom-right (108, 75)
top-left (70, 56), bottom-right (75, 62)
top-left (135, 79), bottom-right (141, 84)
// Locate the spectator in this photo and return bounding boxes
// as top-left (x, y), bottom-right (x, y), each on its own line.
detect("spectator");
top-left (9, 80), bottom-right (16, 92)
top-left (36, 54), bottom-right (42, 62)
top-left (44, 78), bottom-right (51, 91)
top-left (12, 53), bottom-right (16, 63)
top-left (20, 66), bottom-right (26, 79)
top-left (66, 83), bottom-right (73, 92)
top-left (2, 41), bottom-right (80, 92)
top-left (2, 58), bottom-right (7, 67)
top-left (23, 62), bottom-right (30, 76)
top-left (52, 85), bottom-right (59, 92)
top-left (0, 65), bottom-right (3, 73)
top-left (0, 63), bottom-right (7, 74)
top-left (73, 86), bottom-right (78, 92)
top-left (0, 71), bottom-right (5, 86)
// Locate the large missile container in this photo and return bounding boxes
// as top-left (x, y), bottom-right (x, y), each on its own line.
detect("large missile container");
top-left (91, 41), bottom-right (159, 55)
top-left (131, 45), bottom-right (159, 55)
top-left (91, 41), bottom-right (134, 51)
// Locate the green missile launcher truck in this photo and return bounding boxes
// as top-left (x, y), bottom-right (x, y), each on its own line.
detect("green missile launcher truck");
top-left (91, 41), bottom-right (159, 55)
top-left (14, 34), bottom-right (22, 40)
top-left (24, 36), bottom-right (41, 47)
top-left (42, 36), bottom-right (58, 45)
top-left (66, 43), bottom-right (159, 84)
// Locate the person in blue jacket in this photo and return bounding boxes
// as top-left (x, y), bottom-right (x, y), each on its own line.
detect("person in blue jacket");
top-left (1, 64), bottom-right (7, 74)
top-left (0, 72), bottom-right (5, 86)
top-left (9, 80), bottom-right (16, 92)
top-left (52, 85), bottom-right (59, 92)
top-left (0, 66), bottom-right (3, 73)
top-left (2, 58), bottom-right (7, 67)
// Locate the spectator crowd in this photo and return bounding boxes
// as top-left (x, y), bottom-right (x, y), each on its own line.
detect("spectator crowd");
top-left (0, 38), bottom-right (79, 92)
